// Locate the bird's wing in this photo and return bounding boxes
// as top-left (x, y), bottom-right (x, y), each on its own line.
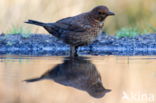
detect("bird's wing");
top-left (54, 16), bottom-right (91, 32)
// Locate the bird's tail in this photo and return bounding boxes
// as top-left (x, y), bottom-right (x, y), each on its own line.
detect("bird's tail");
top-left (25, 19), bottom-right (46, 26)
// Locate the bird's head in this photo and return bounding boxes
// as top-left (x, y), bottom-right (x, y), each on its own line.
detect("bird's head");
top-left (89, 5), bottom-right (115, 22)
top-left (87, 81), bottom-right (111, 98)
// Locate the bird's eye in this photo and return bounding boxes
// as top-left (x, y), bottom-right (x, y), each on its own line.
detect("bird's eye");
top-left (98, 11), bottom-right (103, 15)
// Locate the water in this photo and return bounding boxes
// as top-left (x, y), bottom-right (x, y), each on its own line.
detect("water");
top-left (0, 55), bottom-right (156, 103)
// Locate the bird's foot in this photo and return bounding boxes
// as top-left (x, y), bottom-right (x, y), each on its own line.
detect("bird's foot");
top-left (74, 53), bottom-right (78, 57)
top-left (70, 53), bottom-right (78, 58)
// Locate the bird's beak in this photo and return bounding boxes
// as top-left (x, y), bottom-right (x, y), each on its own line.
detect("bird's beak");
top-left (107, 11), bottom-right (115, 16)
top-left (105, 89), bottom-right (112, 93)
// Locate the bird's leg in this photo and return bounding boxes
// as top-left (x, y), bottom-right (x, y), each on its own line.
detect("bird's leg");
top-left (70, 46), bottom-right (76, 57)
top-left (74, 46), bottom-right (79, 57)
top-left (70, 46), bottom-right (79, 57)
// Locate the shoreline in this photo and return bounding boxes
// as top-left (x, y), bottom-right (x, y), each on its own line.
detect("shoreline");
top-left (0, 33), bottom-right (156, 56)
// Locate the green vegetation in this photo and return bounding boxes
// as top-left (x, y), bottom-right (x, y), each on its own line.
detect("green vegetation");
top-left (7, 25), bottom-right (32, 38)
top-left (4, 24), bottom-right (156, 39)
top-left (147, 24), bottom-right (156, 33)
top-left (116, 25), bottom-right (156, 37)
top-left (116, 27), bottom-right (144, 37)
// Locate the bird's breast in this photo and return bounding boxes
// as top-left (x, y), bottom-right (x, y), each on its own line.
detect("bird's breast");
top-left (99, 22), bottom-right (104, 28)
top-left (88, 23), bottom-right (103, 36)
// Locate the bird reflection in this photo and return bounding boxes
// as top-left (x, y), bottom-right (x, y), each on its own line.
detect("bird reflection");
top-left (25, 57), bottom-right (111, 98)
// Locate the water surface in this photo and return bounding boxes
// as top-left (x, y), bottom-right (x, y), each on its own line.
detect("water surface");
top-left (0, 55), bottom-right (155, 103)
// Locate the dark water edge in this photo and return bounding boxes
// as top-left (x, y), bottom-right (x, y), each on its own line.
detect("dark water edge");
top-left (0, 33), bottom-right (156, 56)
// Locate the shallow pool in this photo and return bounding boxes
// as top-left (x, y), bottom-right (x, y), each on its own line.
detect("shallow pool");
top-left (0, 55), bottom-right (155, 103)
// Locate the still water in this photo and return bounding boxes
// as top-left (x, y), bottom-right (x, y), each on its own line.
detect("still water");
top-left (0, 55), bottom-right (155, 103)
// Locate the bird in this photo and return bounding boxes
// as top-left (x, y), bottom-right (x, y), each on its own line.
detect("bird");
top-left (25, 5), bottom-right (115, 57)
top-left (24, 57), bottom-right (111, 98)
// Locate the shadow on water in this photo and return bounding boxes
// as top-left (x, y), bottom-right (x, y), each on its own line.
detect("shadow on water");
top-left (24, 57), bottom-right (111, 98)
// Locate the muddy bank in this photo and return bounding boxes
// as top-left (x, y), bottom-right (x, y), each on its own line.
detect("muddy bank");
top-left (0, 33), bottom-right (156, 56)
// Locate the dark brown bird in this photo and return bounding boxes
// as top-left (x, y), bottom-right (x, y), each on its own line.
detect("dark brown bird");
top-left (25, 5), bottom-right (115, 57)
top-left (24, 57), bottom-right (111, 98)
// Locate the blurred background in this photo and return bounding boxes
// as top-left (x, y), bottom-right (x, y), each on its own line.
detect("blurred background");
top-left (0, 0), bottom-right (156, 34)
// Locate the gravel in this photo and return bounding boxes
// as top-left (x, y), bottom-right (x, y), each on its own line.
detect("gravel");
top-left (0, 33), bottom-right (156, 56)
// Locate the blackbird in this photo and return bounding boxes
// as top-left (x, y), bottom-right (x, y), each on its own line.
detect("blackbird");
top-left (25, 5), bottom-right (115, 57)
top-left (24, 57), bottom-right (111, 98)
